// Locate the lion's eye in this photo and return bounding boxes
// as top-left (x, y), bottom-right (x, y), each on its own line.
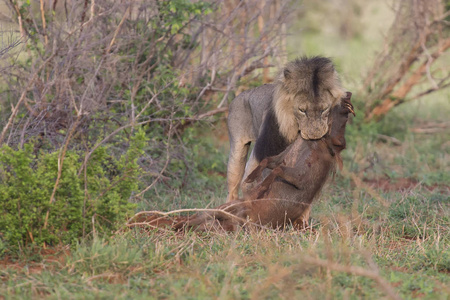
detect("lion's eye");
top-left (321, 106), bottom-right (331, 115)
top-left (299, 108), bottom-right (306, 115)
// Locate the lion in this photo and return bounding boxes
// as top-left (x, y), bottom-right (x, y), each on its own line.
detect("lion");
top-left (226, 56), bottom-right (347, 201)
top-left (136, 93), bottom-right (354, 232)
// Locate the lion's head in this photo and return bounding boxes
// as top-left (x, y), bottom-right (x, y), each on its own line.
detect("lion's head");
top-left (273, 56), bottom-right (346, 142)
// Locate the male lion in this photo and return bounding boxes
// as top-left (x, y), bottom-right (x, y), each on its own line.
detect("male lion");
top-left (137, 93), bottom-right (354, 232)
top-left (227, 56), bottom-right (347, 201)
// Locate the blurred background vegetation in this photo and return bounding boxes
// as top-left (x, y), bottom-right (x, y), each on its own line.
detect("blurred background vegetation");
top-left (0, 0), bottom-right (449, 298)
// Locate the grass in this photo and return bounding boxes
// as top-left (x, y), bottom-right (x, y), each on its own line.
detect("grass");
top-left (1, 117), bottom-right (448, 298)
top-left (1, 185), bottom-right (448, 299)
top-left (1, 1), bottom-right (450, 299)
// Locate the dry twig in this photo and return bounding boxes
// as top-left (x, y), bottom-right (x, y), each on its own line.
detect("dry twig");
top-left (302, 256), bottom-right (401, 300)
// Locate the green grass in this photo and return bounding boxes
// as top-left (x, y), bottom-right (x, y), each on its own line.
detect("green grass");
top-left (1, 186), bottom-right (448, 299)
top-left (1, 119), bottom-right (449, 298)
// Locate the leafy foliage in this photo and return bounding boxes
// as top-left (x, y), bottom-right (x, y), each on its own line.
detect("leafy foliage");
top-left (0, 129), bottom-right (147, 252)
top-left (0, 0), bottom-right (220, 252)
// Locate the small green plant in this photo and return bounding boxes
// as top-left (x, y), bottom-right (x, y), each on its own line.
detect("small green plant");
top-left (0, 130), bottom-right (147, 254)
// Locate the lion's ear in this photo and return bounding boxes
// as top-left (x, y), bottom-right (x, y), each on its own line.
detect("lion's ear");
top-left (327, 70), bottom-right (345, 99)
top-left (328, 87), bottom-right (346, 100)
top-left (283, 68), bottom-right (291, 80)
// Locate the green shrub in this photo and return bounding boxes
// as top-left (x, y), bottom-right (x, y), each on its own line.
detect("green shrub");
top-left (0, 130), bottom-right (147, 253)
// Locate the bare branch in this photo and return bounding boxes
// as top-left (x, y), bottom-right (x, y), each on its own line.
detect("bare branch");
top-left (0, 53), bottom-right (57, 145)
top-left (363, 0), bottom-right (450, 121)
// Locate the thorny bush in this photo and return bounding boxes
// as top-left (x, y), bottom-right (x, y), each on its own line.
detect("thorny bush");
top-left (0, 0), bottom-right (292, 252)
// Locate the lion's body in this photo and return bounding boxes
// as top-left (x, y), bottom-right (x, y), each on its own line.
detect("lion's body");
top-left (227, 83), bottom-right (288, 200)
top-left (227, 57), bottom-right (346, 201)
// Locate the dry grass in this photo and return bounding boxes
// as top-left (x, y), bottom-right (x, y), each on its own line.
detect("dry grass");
top-left (1, 197), bottom-right (448, 299)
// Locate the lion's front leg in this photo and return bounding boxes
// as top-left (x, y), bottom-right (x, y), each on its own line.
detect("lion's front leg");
top-left (227, 141), bottom-right (251, 202)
